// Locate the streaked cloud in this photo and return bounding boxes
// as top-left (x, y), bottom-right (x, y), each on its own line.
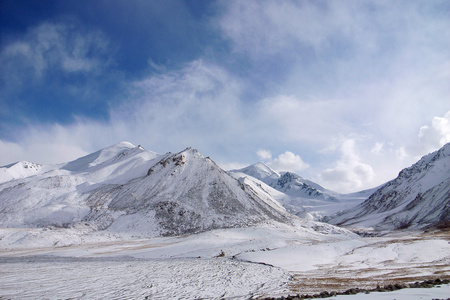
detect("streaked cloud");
top-left (1, 22), bottom-right (111, 86)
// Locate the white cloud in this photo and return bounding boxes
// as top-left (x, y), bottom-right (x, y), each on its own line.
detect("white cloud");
top-left (218, 0), bottom-right (363, 57)
top-left (219, 0), bottom-right (450, 151)
top-left (0, 136), bottom-right (88, 166)
top-left (257, 95), bottom-right (351, 146)
top-left (0, 60), bottom-right (248, 165)
top-left (256, 149), bottom-right (272, 161)
top-left (267, 151), bottom-right (309, 173)
top-left (121, 60), bottom-right (247, 152)
top-left (0, 140), bottom-right (27, 166)
top-left (418, 110), bottom-right (450, 152)
top-left (317, 139), bottom-right (375, 193)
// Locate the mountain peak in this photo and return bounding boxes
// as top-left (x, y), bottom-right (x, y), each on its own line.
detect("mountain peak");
top-left (0, 161), bottom-right (43, 183)
top-left (146, 147), bottom-right (210, 177)
top-left (63, 142), bottom-right (141, 172)
top-left (179, 147), bottom-right (201, 156)
top-left (235, 162), bottom-right (280, 180)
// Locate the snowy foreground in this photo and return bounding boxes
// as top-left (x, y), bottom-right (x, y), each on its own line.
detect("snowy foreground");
top-left (1, 223), bottom-right (449, 299)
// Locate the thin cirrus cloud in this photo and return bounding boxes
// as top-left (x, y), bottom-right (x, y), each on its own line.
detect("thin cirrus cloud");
top-left (0, 21), bottom-right (114, 129)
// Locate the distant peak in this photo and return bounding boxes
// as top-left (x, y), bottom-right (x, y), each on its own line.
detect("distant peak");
top-left (253, 162), bottom-right (270, 168)
top-left (250, 162), bottom-right (279, 174)
top-left (2, 160), bottom-right (41, 169)
top-left (232, 162), bottom-right (280, 180)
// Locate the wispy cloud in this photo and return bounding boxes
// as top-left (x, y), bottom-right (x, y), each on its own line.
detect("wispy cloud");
top-left (1, 22), bottom-right (111, 86)
top-left (257, 95), bottom-right (350, 146)
top-left (218, 0), bottom-right (364, 57)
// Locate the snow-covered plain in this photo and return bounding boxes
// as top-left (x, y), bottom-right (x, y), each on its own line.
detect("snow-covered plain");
top-left (1, 225), bottom-right (449, 299)
top-left (0, 256), bottom-right (291, 299)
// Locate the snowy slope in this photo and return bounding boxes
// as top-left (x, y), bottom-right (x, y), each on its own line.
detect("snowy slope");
top-left (329, 143), bottom-right (450, 230)
top-left (0, 142), bottom-right (161, 228)
top-left (0, 142), bottom-right (292, 237)
top-left (0, 161), bottom-right (48, 183)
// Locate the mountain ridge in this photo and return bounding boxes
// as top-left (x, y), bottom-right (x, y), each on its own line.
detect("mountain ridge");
top-left (328, 143), bottom-right (450, 230)
top-left (0, 142), bottom-right (294, 237)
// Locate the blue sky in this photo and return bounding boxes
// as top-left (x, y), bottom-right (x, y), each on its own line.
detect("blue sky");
top-left (1, 0), bottom-right (449, 192)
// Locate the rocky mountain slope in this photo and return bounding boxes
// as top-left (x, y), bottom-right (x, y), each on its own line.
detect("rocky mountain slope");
top-left (0, 142), bottom-right (291, 237)
top-left (328, 143), bottom-right (450, 230)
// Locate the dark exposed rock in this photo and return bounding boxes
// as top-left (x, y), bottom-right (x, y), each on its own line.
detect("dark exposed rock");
top-left (265, 278), bottom-right (449, 300)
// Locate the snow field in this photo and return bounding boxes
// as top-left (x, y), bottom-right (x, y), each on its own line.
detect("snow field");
top-left (0, 256), bottom-right (290, 300)
top-left (1, 226), bottom-right (448, 298)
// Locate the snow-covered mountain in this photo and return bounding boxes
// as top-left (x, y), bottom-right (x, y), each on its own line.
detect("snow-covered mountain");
top-left (0, 142), bottom-right (291, 237)
top-left (0, 161), bottom-right (45, 183)
top-left (232, 163), bottom-right (339, 200)
top-left (229, 163), bottom-right (369, 219)
top-left (328, 143), bottom-right (450, 230)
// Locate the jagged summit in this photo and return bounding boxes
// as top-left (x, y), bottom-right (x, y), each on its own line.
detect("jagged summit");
top-left (328, 143), bottom-right (450, 230)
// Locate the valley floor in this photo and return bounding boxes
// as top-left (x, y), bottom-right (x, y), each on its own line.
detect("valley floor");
top-left (0, 225), bottom-right (449, 299)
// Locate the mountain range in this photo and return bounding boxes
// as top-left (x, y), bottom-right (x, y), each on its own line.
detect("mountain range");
top-left (0, 141), bottom-right (449, 236)
top-left (0, 142), bottom-right (291, 237)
